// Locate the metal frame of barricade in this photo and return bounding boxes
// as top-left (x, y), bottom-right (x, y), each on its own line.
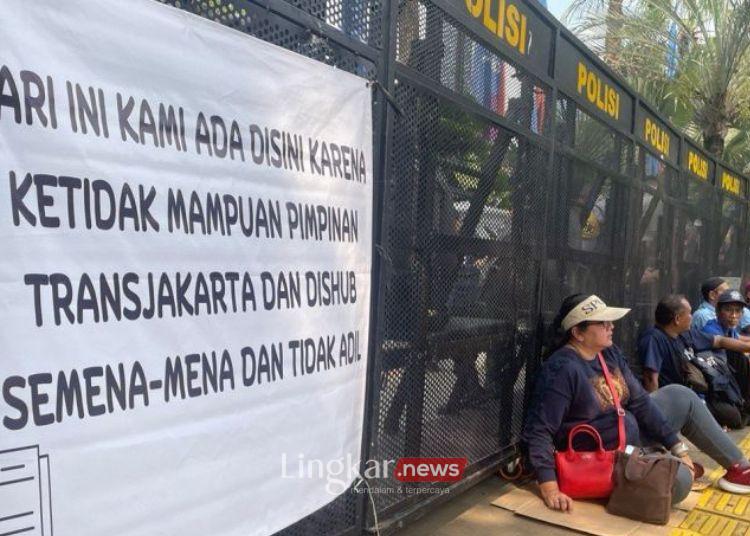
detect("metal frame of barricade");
top-left (155, 0), bottom-right (750, 533)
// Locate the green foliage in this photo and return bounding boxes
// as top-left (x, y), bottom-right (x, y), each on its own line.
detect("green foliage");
top-left (435, 107), bottom-right (514, 208)
top-left (566, 0), bottom-right (750, 169)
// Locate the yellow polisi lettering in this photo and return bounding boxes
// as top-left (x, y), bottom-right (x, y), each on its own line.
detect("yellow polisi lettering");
top-left (687, 151), bottom-right (708, 180)
top-left (483, 0), bottom-right (497, 33)
top-left (465, 0), bottom-right (529, 55)
top-left (577, 63), bottom-right (587, 94)
top-left (506, 4), bottom-right (521, 48)
top-left (721, 171), bottom-right (741, 195)
top-left (644, 118), bottom-right (669, 157)
top-left (576, 62), bottom-right (621, 121)
top-left (466, 0), bottom-right (483, 17)
top-left (497, 0), bottom-right (506, 38)
top-left (610, 86), bottom-right (619, 118)
top-left (586, 72), bottom-right (597, 103)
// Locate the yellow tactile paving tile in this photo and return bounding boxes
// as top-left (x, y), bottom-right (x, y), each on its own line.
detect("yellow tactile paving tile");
top-left (670, 530), bottom-right (704, 536)
top-left (669, 431), bottom-right (750, 536)
top-left (738, 436), bottom-right (750, 450)
top-left (696, 484), bottom-right (750, 519)
top-left (672, 509), bottom-right (750, 535)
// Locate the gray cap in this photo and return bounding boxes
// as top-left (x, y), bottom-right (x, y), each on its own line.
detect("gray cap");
top-left (717, 289), bottom-right (745, 306)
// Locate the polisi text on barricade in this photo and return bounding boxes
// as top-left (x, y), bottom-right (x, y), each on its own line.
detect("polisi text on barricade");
top-left (465, 0), bottom-right (530, 55)
top-left (576, 62), bottom-right (621, 121)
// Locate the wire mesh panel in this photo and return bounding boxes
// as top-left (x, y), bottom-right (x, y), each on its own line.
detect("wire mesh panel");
top-left (162, 0), bottom-right (382, 47)
top-left (664, 173), bottom-right (716, 306)
top-left (285, 0), bottom-right (383, 47)
top-left (716, 166), bottom-right (749, 283)
top-left (555, 94), bottom-right (632, 175)
top-left (545, 95), bottom-right (632, 312)
top-left (619, 148), bottom-right (675, 368)
top-left (395, 0), bottom-right (553, 137)
top-left (716, 193), bottom-right (747, 278)
top-left (543, 93), bottom-right (637, 367)
top-left (369, 76), bottom-right (548, 521)
top-left (542, 154), bottom-right (632, 348)
top-left (159, 0), bottom-right (379, 78)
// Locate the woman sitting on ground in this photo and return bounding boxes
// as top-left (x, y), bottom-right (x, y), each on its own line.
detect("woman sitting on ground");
top-left (522, 293), bottom-right (750, 512)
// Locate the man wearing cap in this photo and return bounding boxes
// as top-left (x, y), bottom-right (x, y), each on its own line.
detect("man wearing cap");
top-left (703, 290), bottom-right (749, 340)
top-left (691, 277), bottom-right (729, 332)
top-left (639, 294), bottom-right (750, 428)
top-left (701, 290), bottom-right (750, 405)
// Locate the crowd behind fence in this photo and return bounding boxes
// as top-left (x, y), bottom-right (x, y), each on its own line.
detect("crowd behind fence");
top-left (160, 0), bottom-right (750, 533)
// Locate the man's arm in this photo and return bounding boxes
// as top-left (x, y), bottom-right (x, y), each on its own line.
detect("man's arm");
top-left (642, 370), bottom-right (659, 392)
top-left (714, 335), bottom-right (750, 354)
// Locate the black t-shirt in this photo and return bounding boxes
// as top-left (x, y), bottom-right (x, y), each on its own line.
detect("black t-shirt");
top-left (638, 326), bottom-right (714, 387)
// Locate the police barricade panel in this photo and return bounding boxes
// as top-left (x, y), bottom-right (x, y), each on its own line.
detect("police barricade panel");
top-left (667, 183), bottom-right (716, 306)
top-left (547, 92), bottom-right (633, 296)
top-left (548, 44), bottom-right (636, 361)
top-left (283, 0), bottom-right (384, 47)
top-left (156, 0), bottom-right (381, 81)
top-left (716, 166), bottom-right (748, 278)
top-left (555, 93), bottom-right (634, 176)
top-left (437, 0), bottom-right (555, 79)
top-left (370, 54), bottom-right (549, 518)
top-left (717, 195), bottom-right (746, 277)
top-left (632, 106), bottom-right (681, 312)
top-left (669, 143), bottom-right (717, 305)
top-left (396, 0), bottom-right (553, 138)
top-left (166, 0), bottom-right (385, 48)
top-left (625, 149), bottom-right (674, 354)
top-left (543, 155), bottom-right (630, 339)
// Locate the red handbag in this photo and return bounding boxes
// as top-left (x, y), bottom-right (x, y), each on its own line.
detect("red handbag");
top-left (554, 352), bottom-right (626, 499)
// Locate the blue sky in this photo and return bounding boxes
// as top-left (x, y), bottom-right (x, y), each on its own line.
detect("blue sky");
top-left (545, 0), bottom-right (572, 22)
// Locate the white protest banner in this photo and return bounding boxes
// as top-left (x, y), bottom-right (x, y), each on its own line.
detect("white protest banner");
top-left (0, 0), bottom-right (372, 534)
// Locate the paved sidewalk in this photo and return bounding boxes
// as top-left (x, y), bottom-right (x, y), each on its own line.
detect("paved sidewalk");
top-left (396, 429), bottom-right (748, 536)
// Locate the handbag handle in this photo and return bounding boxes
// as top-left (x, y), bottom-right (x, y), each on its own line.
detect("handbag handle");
top-left (597, 352), bottom-right (626, 451)
top-left (566, 423), bottom-right (606, 453)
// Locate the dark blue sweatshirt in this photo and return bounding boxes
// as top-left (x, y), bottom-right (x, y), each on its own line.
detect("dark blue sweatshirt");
top-left (522, 345), bottom-right (679, 483)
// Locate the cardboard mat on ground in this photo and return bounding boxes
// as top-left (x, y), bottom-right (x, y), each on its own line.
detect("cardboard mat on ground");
top-left (492, 484), bottom-right (698, 535)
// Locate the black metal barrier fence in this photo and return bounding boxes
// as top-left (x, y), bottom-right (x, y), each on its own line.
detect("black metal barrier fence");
top-left (159, 0), bottom-right (749, 533)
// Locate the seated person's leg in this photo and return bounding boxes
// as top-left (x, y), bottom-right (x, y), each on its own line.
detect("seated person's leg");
top-left (649, 384), bottom-right (750, 493)
top-left (650, 385), bottom-right (743, 468)
top-left (707, 399), bottom-right (744, 430)
top-left (672, 463), bottom-right (693, 504)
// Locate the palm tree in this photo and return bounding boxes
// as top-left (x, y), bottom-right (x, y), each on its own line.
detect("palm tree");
top-left (566, 0), bottom-right (750, 164)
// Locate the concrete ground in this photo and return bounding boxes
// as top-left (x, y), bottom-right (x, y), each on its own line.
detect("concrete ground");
top-left (395, 428), bottom-right (748, 536)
